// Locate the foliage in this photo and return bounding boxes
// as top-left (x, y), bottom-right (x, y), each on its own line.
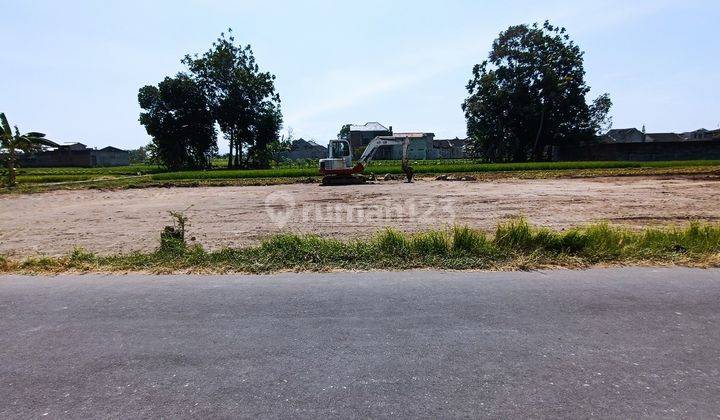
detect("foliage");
top-left (127, 146), bottom-right (150, 165)
top-left (138, 74), bottom-right (217, 170)
top-left (160, 209), bottom-right (190, 254)
top-left (0, 113), bottom-right (55, 187)
top-left (462, 21), bottom-right (612, 162)
top-left (182, 29), bottom-right (282, 169)
top-left (6, 221), bottom-right (720, 273)
top-left (338, 124), bottom-right (351, 140)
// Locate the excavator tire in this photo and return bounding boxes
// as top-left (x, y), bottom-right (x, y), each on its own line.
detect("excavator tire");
top-left (321, 175), bottom-right (367, 186)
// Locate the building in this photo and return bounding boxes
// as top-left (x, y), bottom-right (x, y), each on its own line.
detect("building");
top-left (430, 138), bottom-right (469, 159)
top-left (20, 142), bottom-right (129, 167)
top-left (644, 132), bottom-right (685, 143)
top-left (600, 128), bottom-right (646, 144)
top-left (369, 132), bottom-right (435, 160)
top-left (94, 146), bottom-right (131, 166)
top-left (278, 138), bottom-right (328, 160)
top-left (347, 122), bottom-right (392, 149)
top-left (557, 126), bottom-right (720, 161)
top-left (681, 128), bottom-right (720, 141)
top-left (600, 129), bottom-right (692, 144)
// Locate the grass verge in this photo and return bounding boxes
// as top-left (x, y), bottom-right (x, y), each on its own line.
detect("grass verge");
top-left (4, 164), bottom-right (720, 194)
top-left (3, 220), bottom-right (719, 274)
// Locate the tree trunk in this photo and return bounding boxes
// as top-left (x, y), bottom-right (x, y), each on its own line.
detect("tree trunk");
top-left (227, 132), bottom-right (234, 169)
top-left (235, 142), bottom-right (242, 168)
top-left (6, 147), bottom-right (17, 187)
top-left (532, 105), bottom-right (546, 161)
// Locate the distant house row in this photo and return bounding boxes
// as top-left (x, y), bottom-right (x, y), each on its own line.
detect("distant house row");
top-left (557, 127), bottom-right (720, 161)
top-left (276, 138), bottom-right (329, 160)
top-left (345, 122), bottom-right (469, 160)
top-left (20, 142), bottom-right (130, 167)
top-left (278, 122), bottom-right (470, 162)
top-left (600, 127), bottom-right (720, 144)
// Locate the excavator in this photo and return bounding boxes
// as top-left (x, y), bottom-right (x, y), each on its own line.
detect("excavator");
top-left (319, 136), bottom-right (414, 186)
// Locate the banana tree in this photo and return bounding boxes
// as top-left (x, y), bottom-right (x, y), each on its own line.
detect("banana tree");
top-left (0, 113), bottom-right (56, 187)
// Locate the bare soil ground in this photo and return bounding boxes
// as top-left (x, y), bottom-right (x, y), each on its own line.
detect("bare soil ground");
top-left (1, 176), bottom-right (719, 257)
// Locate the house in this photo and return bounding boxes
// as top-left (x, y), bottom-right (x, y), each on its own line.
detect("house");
top-left (63, 142), bottom-right (88, 151)
top-left (347, 122), bottom-right (392, 149)
top-left (559, 126), bottom-right (720, 161)
top-left (94, 146), bottom-right (130, 166)
top-left (645, 133), bottom-right (685, 143)
top-left (279, 138), bottom-right (328, 160)
top-left (600, 128), bottom-right (646, 143)
top-left (371, 132), bottom-right (435, 160)
top-left (20, 142), bottom-right (129, 167)
top-left (681, 128), bottom-right (720, 141)
top-left (430, 138), bottom-right (469, 159)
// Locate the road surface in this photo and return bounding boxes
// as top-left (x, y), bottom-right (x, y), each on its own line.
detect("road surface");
top-left (1, 268), bottom-right (719, 418)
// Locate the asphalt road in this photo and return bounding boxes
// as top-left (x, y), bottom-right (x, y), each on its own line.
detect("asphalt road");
top-left (1, 269), bottom-right (719, 418)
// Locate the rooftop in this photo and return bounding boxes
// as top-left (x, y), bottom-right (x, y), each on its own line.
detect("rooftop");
top-left (349, 122), bottom-right (389, 132)
top-left (645, 133), bottom-right (685, 143)
top-left (392, 132), bottom-right (434, 138)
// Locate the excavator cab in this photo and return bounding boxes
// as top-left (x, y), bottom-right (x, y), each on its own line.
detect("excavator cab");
top-left (319, 139), bottom-right (353, 174)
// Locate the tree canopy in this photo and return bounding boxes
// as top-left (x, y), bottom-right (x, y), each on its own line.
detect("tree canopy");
top-left (338, 124), bottom-right (351, 140)
top-left (182, 29), bottom-right (282, 169)
top-left (1, 112), bottom-right (55, 187)
top-left (138, 29), bottom-right (282, 170)
top-left (138, 74), bottom-right (217, 170)
top-left (462, 21), bottom-right (612, 162)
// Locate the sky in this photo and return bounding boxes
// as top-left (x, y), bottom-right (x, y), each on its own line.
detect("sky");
top-left (2, 0), bottom-right (719, 150)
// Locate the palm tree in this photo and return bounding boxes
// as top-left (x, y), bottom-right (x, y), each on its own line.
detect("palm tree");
top-left (0, 113), bottom-right (56, 187)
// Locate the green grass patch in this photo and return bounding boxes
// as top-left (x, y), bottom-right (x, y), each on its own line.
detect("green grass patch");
top-left (4, 220), bottom-right (720, 274)
top-left (19, 160), bottom-right (720, 183)
top-left (148, 160), bottom-right (720, 182)
top-left (5, 160), bottom-right (720, 193)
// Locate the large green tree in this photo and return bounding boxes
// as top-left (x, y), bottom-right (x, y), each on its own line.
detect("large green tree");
top-left (183, 29), bottom-right (282, 169)
top-left (462, 21), bottom-right (612, 162)
top-left (0, 113), bottom-right (55, 187)
top-left (138, 74), bottom-right (217, 170)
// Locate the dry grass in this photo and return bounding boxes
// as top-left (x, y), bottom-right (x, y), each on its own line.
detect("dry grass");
top-left (3, 220), bottom-right (719, 274)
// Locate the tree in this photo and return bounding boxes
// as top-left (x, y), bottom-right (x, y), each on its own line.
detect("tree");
top-left (127, 146), bottom-right (149, 164)
top-left (338, 124), bottom-right (351, 140)
top-left (138, 74), bottom-right (217, 170)
top-left (183, 29), bottom-right (282, 169)
top-left (0, 113), bottom-right (55, 187)
top-left (247, 102), bottom-right (283, 168)
top-left (462, 21), bottom-right (612, 162)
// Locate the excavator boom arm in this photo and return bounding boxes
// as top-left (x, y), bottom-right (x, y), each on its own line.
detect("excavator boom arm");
top-left (356, 137), bottom-right (410, 171)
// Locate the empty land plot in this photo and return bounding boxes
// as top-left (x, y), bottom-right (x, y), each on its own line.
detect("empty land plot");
top-left (1, 175), bottom-right (719, 257)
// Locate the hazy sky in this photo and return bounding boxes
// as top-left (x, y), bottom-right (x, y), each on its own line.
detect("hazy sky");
top-left (2, 0), bottom-right (719, 149)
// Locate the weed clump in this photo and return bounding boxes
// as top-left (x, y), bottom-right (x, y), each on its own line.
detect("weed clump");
top-left (160, 209), bottom-right (190, 255)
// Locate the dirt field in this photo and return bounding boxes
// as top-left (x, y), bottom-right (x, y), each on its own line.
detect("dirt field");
top-left (1, 176), bottom-right (719, 257)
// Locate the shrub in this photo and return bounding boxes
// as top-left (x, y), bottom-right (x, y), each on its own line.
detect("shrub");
top-left (452, 226), bottom-right (491, 254)
top-left (69, 248), bottom-right (96, 263)
top-left (373, 228), bottom-right (409, 257)
top-left (159, 209), bottom-right (190, 254)
top-left (410, 231), bottom-right (450, 256)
